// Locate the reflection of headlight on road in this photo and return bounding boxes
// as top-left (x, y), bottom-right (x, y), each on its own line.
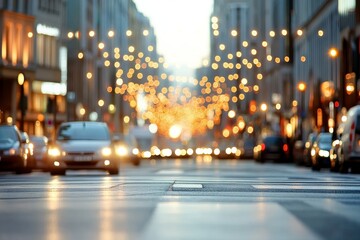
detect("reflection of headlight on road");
top-left (48, 147), bottom-right (61, 157)
top-left (116, 146), bottom-right (128, 156)
top-left (101, 147), bottom-right (112, 156)
top-left (319, 150), bottom-right (330, 158)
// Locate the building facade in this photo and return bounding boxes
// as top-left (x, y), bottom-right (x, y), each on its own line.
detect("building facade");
top-left (338, 0), bottom-right (360, 109)
top-left (66, 0), bottom-right (158, 133)
top-left (0, 0), bottom-right (66, 138)
top-left (209, 0), bottom-right (293, 140)
top-left (292, 0), bottom-right (339, 137)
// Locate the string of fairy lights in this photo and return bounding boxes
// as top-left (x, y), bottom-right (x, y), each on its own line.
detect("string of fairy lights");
top-left (67, 18), bottom-right (328, 138)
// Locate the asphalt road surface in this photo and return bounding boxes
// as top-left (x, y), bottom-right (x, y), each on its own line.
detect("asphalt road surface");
top-left (1, 158), bottom-right (360, 240)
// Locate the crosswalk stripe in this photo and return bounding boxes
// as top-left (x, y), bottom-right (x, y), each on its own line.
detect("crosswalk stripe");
top-left (253, 185), bottom-right (360, 190)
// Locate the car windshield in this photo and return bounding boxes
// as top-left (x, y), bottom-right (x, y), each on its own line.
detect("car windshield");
top-left (318, 134), bottom-right (332, 144)
top-left (0, 127), bottom-right (18, 141)
top-left (264, 136), bottom-right (284, 145)
top-left (57, 124), bottom-right (110, 141)
top-left (30, 137), bottom-right (47, 147)
top-left (356, 115), bottom-right (360, 134)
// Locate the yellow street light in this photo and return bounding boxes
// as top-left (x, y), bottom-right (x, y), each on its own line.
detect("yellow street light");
top-left (298, 81), bottom-right (307, 140)
top-left (328, 47), bottom-right (338, 58)
top-left (17, 73), bottom-right (25, 86)
top-left (260, 103), bottom-right (267, 112)
top-left (297, 81), bottom-right (307, 92)
top-left (89, 30), bottom-right (95, 37)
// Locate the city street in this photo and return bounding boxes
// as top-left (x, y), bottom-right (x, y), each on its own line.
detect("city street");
top-left (1, 158), bottom-right (360, 240)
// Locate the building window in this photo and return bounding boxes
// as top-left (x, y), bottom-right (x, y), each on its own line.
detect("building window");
top-left (37, 34), bottom-right (44, 65)
top-left (37, 34), bottom-right (58, 68)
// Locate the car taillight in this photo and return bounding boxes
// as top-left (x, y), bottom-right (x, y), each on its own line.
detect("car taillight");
top-left (261, 143), bottom-right (266, 151)
top-left (350, 122), bottom-right (355, 151)
top-left (283, 144), bottom-right (289, 152)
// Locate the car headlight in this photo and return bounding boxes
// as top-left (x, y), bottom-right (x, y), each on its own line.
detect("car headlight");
top-left (132, 148), bottom-right (139, 155)
top-left (28, 143), bottom-right (34, 150)
top-left (319, 150), bottom-right (330, 158)
top-left (5, 148), bottom-right (17, 155)
top-left (48, 147), bottom-right (61, 157)
top-left (101, 147), bottom-right (112, 157)
top-left (116, 145), bottom-right (128, 156)
top-left (310, 149), bottom-right (316, 157)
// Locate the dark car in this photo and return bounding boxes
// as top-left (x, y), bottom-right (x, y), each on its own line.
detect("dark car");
top-left (0, 125), bottom-right (31, 173)
top-left (293, 140), bottom-right (305, 165)
top-left (239, 137), bottom-right (255, 159)
top-left (254, 135), bottom-right (289, 162)
top-left (29, 135), bottom-right (48, 170)
top-left (47, 121), bottom-right (120, 175)
top-left (311, 132), bottom-right (333, 171)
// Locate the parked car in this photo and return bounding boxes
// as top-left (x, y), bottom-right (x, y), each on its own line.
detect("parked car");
top-left (20, 131), bottom-right (36, 169)
top-left (47, 121), bottom-right (120, 175)
top-left (254, 135), bottom-right (290, 162)
top-left (113, 133), bottom-right (141, 166)
top-left (311, 132), bottom-right (332, 171)
top-left (303, 132), bottom-right (317, 166)
top-left (338, 105), bottom-right (360, 173)
top-left (239, 137), bottom-right (255, 159)
top-left (0, 125), bottom-right (31, 173)
top-left (293, 140), bottom-right (305, 165)
top-left (329, 124), bottom-right (344, 172)
top-left (29, 135), bottom-right (48, 170)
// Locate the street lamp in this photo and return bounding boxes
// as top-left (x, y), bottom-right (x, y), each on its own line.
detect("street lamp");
top-left (17, 73), bottom-right (26, 131)
top-left (297, 81), bottom-right (307, 140)
top-left (328, 47), bottom-right (339, 87)
top-left (328, 47), bottom-right (339, 133)
top-left (260, 103), bottom-right (268, 129)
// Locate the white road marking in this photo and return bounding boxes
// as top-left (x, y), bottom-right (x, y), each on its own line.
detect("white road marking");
top-left (142, 202), bottom-right (319, 240)
top-left (156, 170), bottom-right (184, 175)
top-left (253, 185), bottom-right (360, 191)
top-left (172, 183), bottom-right (203, 189)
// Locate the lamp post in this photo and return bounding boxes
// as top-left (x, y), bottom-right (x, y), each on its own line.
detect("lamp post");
top-left (17, 73), bottom-right (26, 131)
top-left (297, 81), bottom-right (306, 140)
top-left (260, 103), bottom-right (268, 131)
top-left (328, 47), bottom-right (339, 133)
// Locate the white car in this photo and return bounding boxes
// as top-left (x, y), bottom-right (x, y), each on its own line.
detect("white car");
top-left (47, 121), bottom-right (120, 175)
top-left (338, 105), bottom-right (360, 173)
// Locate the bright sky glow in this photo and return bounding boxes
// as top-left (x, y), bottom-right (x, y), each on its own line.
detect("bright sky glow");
top-left (133, 0), bottom-right (213, 70)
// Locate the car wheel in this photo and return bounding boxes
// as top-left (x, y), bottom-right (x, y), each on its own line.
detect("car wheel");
top-left (338, 150), bottom-right (348, 174)
top-left (132, 159), bottom-right (140, 166)
top-left (330, 159), bottom-right (339, 172)
top-left (15, 159), bottom-right (32, 174)
top-left (339, 162), bottom-right (349, 174)
top-left (311, 158), bottom-right (320, 171)
top-left (108, 168), bottom-right (119, 175)
top-left (15, 167), bottom-right (32, 174)
top-left (50, 170), bottom-right (66, 176)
